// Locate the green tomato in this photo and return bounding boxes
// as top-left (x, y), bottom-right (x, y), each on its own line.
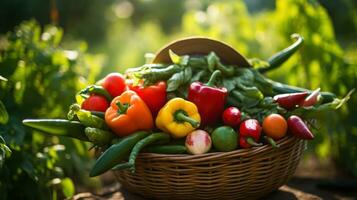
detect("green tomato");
top-left (211, 126), bottom-right (238, 152)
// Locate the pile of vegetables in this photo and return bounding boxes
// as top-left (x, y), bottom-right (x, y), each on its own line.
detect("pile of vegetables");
top-left (23, 34), bottom-right (353, 176)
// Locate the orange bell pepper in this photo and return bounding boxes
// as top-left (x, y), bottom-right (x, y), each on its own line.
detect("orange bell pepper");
top-left (105, 90), bottom-right (154, 137)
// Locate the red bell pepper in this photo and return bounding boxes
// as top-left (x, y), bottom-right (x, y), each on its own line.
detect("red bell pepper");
top-left (127, 80), bottom-right (167, 117)
top-left (188, 70), bottom-right (228, 127)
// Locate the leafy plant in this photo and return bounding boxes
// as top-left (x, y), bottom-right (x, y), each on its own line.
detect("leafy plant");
top-left (0, 20), bottom-right (102, 199)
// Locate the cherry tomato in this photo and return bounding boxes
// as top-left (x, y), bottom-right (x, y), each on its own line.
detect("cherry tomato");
top-left (102, 73), bottom-right (127, 97)
top-left (222, 107), bottom-right (241, 127)
top-left (81, 95), bottom-right (109, 112)
top-left (262, 114), bottom-right (287, 140)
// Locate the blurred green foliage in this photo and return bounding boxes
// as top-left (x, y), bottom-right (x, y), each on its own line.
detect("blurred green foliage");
top-left (0, 0), bottom-right (356, 198)
top-left (0, 20), bottom-right (103, 199)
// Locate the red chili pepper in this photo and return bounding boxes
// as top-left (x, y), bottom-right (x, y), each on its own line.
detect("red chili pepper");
top-left (239, 119), bottom-right (262, 148)
top-left (222, 107), bottom-right (242, 127)
top-left (81, 95), bottom-right (109, 112)
top-left (128, 80), bottom-right (167, 117)
top-left (188, 70), bottom-right (227, 126)
top-left (273, 92), bottom-right (308, 110)
top-left (287, 115), bottom-right (314, 140)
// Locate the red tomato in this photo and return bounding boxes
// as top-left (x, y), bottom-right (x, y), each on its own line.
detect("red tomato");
top-left (222, 107), bottom-right (241, 127)
top-left (262, 114), bottom-right (287, 140)
top-left (81, 95), bottom-right (109, 112)
top-left (102, 73), bottom-right (127, 97)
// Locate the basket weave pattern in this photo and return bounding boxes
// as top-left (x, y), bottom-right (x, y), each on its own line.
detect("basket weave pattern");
top-left (114, 136), bottom-right (305, 200)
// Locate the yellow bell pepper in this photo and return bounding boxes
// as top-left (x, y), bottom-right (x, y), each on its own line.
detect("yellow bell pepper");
top-left (156, 98), bottom-right (201, 138)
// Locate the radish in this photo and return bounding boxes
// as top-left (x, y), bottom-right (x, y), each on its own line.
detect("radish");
top-left (185, 130), bottom-right (212, 155)
top-left (273, 92), bottom-right (308, 110)
top-left (239, 119), bottom-right (262, 148)
top-left (300, 88), bottom-right (321, 107)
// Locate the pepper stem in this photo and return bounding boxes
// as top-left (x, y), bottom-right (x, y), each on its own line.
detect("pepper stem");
top-left (175, 110), bottom-right (199, 128)
top-left (264, 136), bottom-right (279, 148)
top-left (206, 70), bottom-right (221, 87)
top-left (246, 137), bottom-right (262, 147)
top-left (116, 102), bottom-right (130, 114)
top-left (67, 104), bottom-right (81, 120)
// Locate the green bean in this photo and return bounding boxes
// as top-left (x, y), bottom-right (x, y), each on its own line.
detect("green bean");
top-left (112, 132), bottom-right (170, 173)
top-left (85, 127), bottom-right (115, 146)
top-left (89, 131), bottom-right (149, 177)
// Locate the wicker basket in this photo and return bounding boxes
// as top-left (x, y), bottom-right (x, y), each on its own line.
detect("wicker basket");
top-left (114, 37), bottom-right (306, 199)
top-left (113, 136), bottom-right (306, 200)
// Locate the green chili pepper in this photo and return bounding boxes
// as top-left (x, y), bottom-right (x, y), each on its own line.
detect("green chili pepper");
top-left (22, 119), bottom-right (89, 141)
top-left (187, 57), bottom-right (207, 69)
top-left (90, 111), bottom-right (105, 119)
top-left (112, 132), bottom-right (170, 172)
top-left (216, 62), bottom-right (235, 76)
top-left (89, 131), bottom-right (149, 177)
top-left (85, 127), bottom-right (115, 146)
top-left (67, 104), bottom-right (107, 129)
top-left (258, 34), bottom-right (304, 73)
top-left (141, 64), bottom-right (182, 85)
top-left (79, 85), bottom-right (113, 101)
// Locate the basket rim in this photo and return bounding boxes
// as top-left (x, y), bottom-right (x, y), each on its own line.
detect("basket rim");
top-left (136, 135), bottom-right (300, 161)
top-left (152, 36), bottom-right (251, 67)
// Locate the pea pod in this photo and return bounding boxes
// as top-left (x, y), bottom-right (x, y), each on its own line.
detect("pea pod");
top-left (22, 119), bottom-right (89, 141)
top-left (67, 104), bottom-right (107, 129)
top-left (89, 131), bottom-right (149, 177)
top-left (112, 132), bottom-right (170, 172)
top-left (143, 144), bottom-right (187, 154)
top-left (85, 127), bottom-right (115, 146)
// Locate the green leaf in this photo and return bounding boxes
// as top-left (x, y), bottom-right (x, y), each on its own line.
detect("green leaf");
top-left (207, 52), bottom-right (218, 72)
top-left (0, 135), bottom-right (12, 168)
top-left (166, 67), bottom-right (192, 92)
top-left (0, 101), bottom-right (9, 125)
top-left (0, 75), bottom-right (7, 82)
top-left (169, 49), bottom-right (189, 66)
top-left (191, 70), bottom-right (207, 82)
top-left (222, 78), bottom-right (237, 92)
top-left (169, 49), bottom-right (180, 64)
top-left (61, 178), bottom-right (75, 198)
